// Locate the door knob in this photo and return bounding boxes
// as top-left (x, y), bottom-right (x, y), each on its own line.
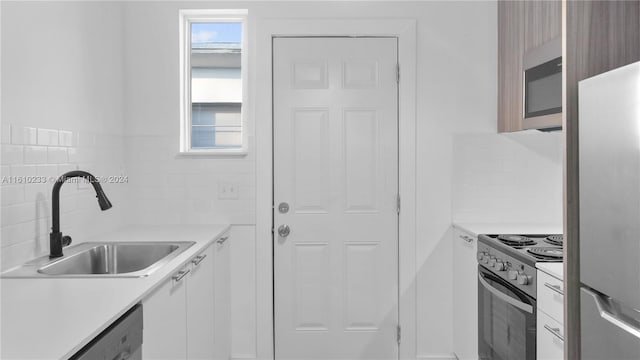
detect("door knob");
top-left (278, 224), bottom-right (291, 237)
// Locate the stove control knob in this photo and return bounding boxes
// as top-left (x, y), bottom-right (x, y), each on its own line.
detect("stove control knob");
top-left (517, 274), bottom-right (531, 285)
top-left (476, 252), bottom-right (485, 261)
top-left (488, 257), bottom-right (497, 267)
top-left (508, 270), bottom-right (518, 280)
top-left (482, 255), bottom-right (490, 264)
top-left (494, 261), bottom-right (506, 271)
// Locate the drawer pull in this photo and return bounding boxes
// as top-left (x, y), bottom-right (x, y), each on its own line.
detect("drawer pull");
top-left (172, 269), bottom-right (190, 282)
top-left (544, 324), bottom-right (564, 342)
top-left (460, 235), bottom-right (474, 243)
top-left (544, 282), bottom-right (564, 296)
top-left (192, 254), bottom-right (207, 266)
top-left (217, 236), bottom-right (229, 244)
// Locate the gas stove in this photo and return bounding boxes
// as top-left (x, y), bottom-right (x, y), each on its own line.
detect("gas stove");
top-left (477, 233), bottom-right (563, 298)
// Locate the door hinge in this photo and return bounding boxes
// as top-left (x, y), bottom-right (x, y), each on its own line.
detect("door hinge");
top-left (397, 325), bottom-right (401, 344)
top-left (396, 64), bottom-right (400, 83)
top-left (396, 194), bottom-right (401, 214)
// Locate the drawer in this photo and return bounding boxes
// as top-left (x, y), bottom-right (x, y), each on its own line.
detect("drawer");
top-left (537, 310), bottom-right (564, 360)
top-left (537, 270), bottom-right (564, 321)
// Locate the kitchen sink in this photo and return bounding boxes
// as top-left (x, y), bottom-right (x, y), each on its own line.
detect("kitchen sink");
top-left (1, 241), bottom-right (195, 278)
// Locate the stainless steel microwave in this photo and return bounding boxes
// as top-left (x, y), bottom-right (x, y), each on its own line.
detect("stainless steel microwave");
top-left (523, 37), bottom-right (562, 131)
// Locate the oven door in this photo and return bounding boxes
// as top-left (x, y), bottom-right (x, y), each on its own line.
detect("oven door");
top-left (478, 265), bottom-right (536, 360)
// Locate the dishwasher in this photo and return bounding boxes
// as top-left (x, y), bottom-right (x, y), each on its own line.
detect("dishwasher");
top-left (70, 304), bottom-right (143, 360)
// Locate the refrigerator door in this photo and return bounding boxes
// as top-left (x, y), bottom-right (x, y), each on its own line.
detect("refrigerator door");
top-left (581, 287), bottom-right (640, 359)
top-left (578, 61), bottom-right (640, 309)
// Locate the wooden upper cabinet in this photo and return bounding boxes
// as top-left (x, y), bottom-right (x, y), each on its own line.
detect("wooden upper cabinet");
top-left (498, 1), bottom-right (524, 133)
top-left (498, 0), bottom-right (562, 133)
top-left (524, 0), bottom-right (562, 52)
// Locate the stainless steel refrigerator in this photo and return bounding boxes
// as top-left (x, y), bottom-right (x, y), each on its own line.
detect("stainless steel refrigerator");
top-left (579, 61), bottom-right (640, 359)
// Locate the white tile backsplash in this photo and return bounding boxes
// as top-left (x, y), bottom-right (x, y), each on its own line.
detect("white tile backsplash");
top-left (1, 185), bottom-right (25, 206)
top-left (1, 203), bottom-right (36, 227)
top-left (452, 131), bottom-right (563, 225)
top-left (1, 123), bottom-right (11, 144)
top-left (37, 128), bottom-right (59, 146)
top-left (123, 135), bottom-right (256, 226)
top-left (10, 165), bottom-right (37, 178)
top-left (23, 146), bottom-right (48, 164)
top-left (58, 130), bottom-right (73, 147)
top-left (47, 147), bottom-right (68, 163)
top-left (11, 126), bottom-right (38, 145)
top-left (1, 145), bottom-right (23, 165)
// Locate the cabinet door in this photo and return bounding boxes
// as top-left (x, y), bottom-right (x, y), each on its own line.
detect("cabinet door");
top-left (537, 310), bottom-right (564, 360)
top-left (187, 244), bottom-right (216, 360)
top-left (452, 228), bottom-right (478, 360)
top-left (524, 0), bottom-right (561, 52)
top-left (214, 232), bottom-right (231, 360)
top-left (537, 270), bottom-right (564, 322)
top-left (143, 269), bottom-right (188, 360)
top-left (498, 0), bottom-right (525, 133)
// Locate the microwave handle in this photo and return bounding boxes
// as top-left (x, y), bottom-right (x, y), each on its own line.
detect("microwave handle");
top-left (478, 273), bottom-right (533, 314)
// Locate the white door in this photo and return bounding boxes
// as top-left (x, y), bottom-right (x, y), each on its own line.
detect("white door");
top-left (273, 37), bottom-right (399, 360)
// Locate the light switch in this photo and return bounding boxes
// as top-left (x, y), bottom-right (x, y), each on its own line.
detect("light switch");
top-left (218, 181), bottom-right (239, 199)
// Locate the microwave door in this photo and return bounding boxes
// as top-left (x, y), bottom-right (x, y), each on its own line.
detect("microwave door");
top-left (524, 56), bottom-right (562, 119)
top-left (522, 36), bottom-right (562, 130)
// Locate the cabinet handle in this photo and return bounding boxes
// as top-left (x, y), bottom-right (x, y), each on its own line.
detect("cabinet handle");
top-left (172, 269), bottom-right (190, 282)
top-left (543, 324), bottom-right (564, 342)
top-left (217, 236), bottom-right (229, 244)
top-left (544, 282), bottom-right (564, 296)
top-left (192, 254), bottom-right (207, 266)
top-left (459, 235), bottom-right (474, 243)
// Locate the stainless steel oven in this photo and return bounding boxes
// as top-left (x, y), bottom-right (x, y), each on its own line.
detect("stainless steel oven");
top-left (478, 265), bottom-right (536, 360)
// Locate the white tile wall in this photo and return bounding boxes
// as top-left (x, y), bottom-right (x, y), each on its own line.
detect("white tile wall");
top-left (452, 131), bottom-right (563, 225)
top-left (1, 1), bottom-right (126, 271)
top-left (0, 126), bottom-right (127, 271)
top-left (123, 135), bottom-right (256, 226)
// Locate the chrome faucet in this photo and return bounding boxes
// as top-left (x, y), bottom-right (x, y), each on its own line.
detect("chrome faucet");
top-left (50, 170), bottom-right (112, 258)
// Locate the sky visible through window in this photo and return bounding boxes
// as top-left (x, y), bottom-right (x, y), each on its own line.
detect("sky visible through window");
top-left (191, 22), bottom-right (242, 45)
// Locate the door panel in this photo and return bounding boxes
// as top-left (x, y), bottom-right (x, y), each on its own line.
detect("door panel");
top-left (578, 63), bottom-right (640, 309)
top-left (273, 37), bottom-right (399, 360)
top-left (581, 287), bottom-right (640, 359)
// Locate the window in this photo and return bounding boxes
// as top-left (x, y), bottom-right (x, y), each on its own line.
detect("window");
top-left (179, 10), bottom-right (247, 154)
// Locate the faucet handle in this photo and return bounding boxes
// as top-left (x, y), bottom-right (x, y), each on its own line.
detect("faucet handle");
top-left (62, 235), bottom-right (72, 247)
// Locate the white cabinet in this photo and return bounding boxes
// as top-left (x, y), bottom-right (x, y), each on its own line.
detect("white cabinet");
top-left (143, 267), bottom-right (189, 359)
top-left (143, 232), bottom-right (231, 360)
top-left (214, 232), bottom-right (231, 360)
top-left (187, 243), bottom-right (216, 359)
top-left (537, 310), bottom-right (564, 360)
top-left (452, 227), bottom-right (478, 360)
top-left (536, 269), bottom-right (564, 360)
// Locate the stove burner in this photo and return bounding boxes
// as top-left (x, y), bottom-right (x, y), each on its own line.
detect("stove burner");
top-left (497, 234), bottom-right (537, 247)
top-left (544, 234), bottom-right (563, 247)
top-left (527, 247), bottom-right (563, 261)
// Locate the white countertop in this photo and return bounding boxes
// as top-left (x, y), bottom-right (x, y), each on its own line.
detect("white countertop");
top-left (536, 262), bottom-right (564, 281)
top-left (0, 224), bottom-right (230, 360)
top-left (453, 222), bottom-right (563, 237)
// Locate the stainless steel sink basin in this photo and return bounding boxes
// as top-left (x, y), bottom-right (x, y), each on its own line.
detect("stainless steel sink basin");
top-left (1, 241), bottom-right (195, 278)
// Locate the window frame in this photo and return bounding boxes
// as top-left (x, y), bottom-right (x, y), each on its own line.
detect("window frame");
top-left (179, 9), bottom-right (248, 156)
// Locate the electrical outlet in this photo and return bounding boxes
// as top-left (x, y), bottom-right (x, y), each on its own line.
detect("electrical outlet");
top-left (218, 181), bottom-right (239, 199)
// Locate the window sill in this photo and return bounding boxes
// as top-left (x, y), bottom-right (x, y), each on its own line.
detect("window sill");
top-left (176, 149), bottom-right (248, 158)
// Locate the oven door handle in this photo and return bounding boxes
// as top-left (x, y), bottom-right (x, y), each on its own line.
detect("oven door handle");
top-left (478, 273), bottom-right (533, 314)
